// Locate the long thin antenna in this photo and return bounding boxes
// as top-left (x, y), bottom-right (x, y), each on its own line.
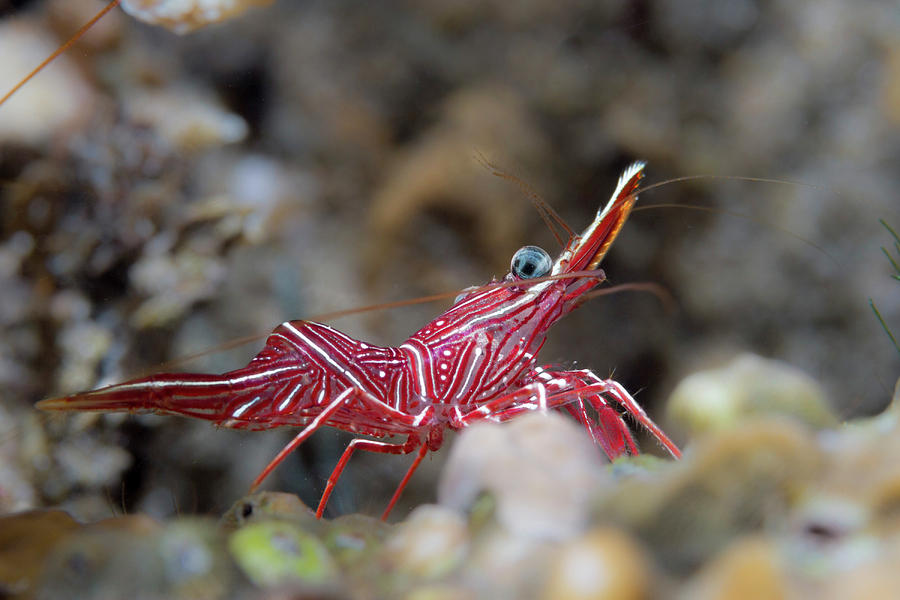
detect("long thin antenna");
top-left (634, 203), bottom-right (840, 267)
top-left (149, 269), bottom-right (610, 371)
top-left (635, 173), bottom-right (828, 196)
top-left (575, 281), bottom-right (675, 313)
top-left (474, 152), bottom-right (574, 247)
top-left (150, 289), bottom-right (466, 371)
top-left (0, 0), bottom-right (122, 108)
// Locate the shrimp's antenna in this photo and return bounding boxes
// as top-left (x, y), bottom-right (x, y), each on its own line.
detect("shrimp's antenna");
top-left (636, 173), bottom-right (827, 196)
top-left (474, 152), bottom-right (574, 247)
top-left (150, 269), bottom-right (610, 371)
top-left (634, 203), bottom-right (839, 266)
top-left (0, 0), bottom-right (122, 107)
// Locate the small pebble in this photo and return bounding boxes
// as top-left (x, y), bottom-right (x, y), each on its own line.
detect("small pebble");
top-left (227, 520), bottom-right (337, 588)
top-left (667, 353), bottom-right (834, 436)
top-left (682, 537), bottom-right (787, 600)
top-left (439, 412), bottom-right (601, 540)
top-left (383, 505), bottom-right (468, 580)
top-left (540, 528), bottom-right (651, 600)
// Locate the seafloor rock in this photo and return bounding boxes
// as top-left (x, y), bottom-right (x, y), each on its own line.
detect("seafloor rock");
top-left (123, 87), bottom-right (248, 152)
top-left (0, 510), bottom-right (80, 596)
top-left (0, 20), bottom-right (95, 145)
top-left (595, 418), bottom-right (823, 573)
top-left (458, 523), bottom-right (551, 599)
top-left (812, 536), bottom-right (900, 600)
top-left (227, 519), bottom-right (339, 591)
top-left (666, 353), bottom-right (835, 437)
top-left (154, 519), bottom-right (236, 599)
top-left (438, 411), bottom-right (602, 540)
top-left (221, 490), bottom-right (318, 531)
top-left (539, 527), bottom-right (652, 600)
top-left (35, 515), bottom-right (165, 599)
top-left (381, 504), bottom-right (469, 580)
top-left (6, 377), bottom-right (900, 599)
top-left (680, 537), bottom-right (788, 600)
top-left (323, 512), bottom-right (392, 569)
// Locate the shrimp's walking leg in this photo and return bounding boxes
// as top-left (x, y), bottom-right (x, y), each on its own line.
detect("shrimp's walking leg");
top-left (251, 386), bottom-right (431, 518)
top-left (563, 369), bottom-right (681, 459)
top-left (315, 435), bottom-right (427, 519)
top-left (383, 440), bottom-right (429, 520)
top-left (458, 368), bottom-right (680, 460)
top-left (560, 402), bottom-right (639, 458)
top-left (452, 382), bottom-right (553, 427)
top-left (468, 390), bottom-right (637, 458)
top-left (250, 386), bottom-right (418, 491)
top-left (249, 387), bottom-right (358, 492)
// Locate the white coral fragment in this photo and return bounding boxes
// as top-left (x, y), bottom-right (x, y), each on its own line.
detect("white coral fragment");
top-left (124, 88), bottom-right (248, 151)
top-left (0, 22), bottom-right (95, 145)
top-left (121, 0), bottom-right (273, 34)
top-left (438, 412), bottom-right (602, 540)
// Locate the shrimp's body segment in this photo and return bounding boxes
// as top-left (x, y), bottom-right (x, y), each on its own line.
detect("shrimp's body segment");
top-left (37, 161), bottom-right (680, 519)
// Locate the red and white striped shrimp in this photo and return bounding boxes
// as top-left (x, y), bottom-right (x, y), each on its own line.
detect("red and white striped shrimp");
top-left (37, 161), bottom-right (680, 519)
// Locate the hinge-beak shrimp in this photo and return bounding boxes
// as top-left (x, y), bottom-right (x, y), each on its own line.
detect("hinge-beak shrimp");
top-left (37, 161), bottom-right (681, 520)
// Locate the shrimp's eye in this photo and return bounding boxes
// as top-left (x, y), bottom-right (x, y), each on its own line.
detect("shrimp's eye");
top-left (511, 245), bottom-right (552, 279)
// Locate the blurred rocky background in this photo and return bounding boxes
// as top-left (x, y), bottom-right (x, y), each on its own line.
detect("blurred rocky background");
top-left (0, 0), bottom-right (898, 566)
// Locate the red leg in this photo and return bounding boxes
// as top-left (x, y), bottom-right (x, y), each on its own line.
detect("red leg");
top-left (249, 387), bottom-right (358, 492)
top-left (512, 368), bottom-right (678, 458)
top-left (455, 374), bottom-right (594, 427)
top-left (315, 435), bottom-right (425, 520)
top-left (451, 381), bottom-right (551, 428)
top-left (560, 401), bottom-right (636, 458)
top-left (382, 440), bottom-right (428, 521)
top-left (250, 386), bottom-right (428, 493)
top-left (457, 367), bottom-right (679, 460)
top-left (476, 389), bottom-right (636, 459)
top-left (566, 401), bottom-right (639, 456)
top-left (576, 372), bottom-right (680, 458)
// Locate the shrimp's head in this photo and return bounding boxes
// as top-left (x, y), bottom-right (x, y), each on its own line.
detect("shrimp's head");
top-left (410, 162), bottom-right (646, 358)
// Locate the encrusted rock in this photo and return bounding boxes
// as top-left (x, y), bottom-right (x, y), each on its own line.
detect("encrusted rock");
top-left (382, 504), bottom-right (469, 580)
top-left (439, 412), bottom-right (602, 540)
top-left (540, 528), bottom-right (652, 600)
top-left (667, 353), bottom-right (835, 436)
